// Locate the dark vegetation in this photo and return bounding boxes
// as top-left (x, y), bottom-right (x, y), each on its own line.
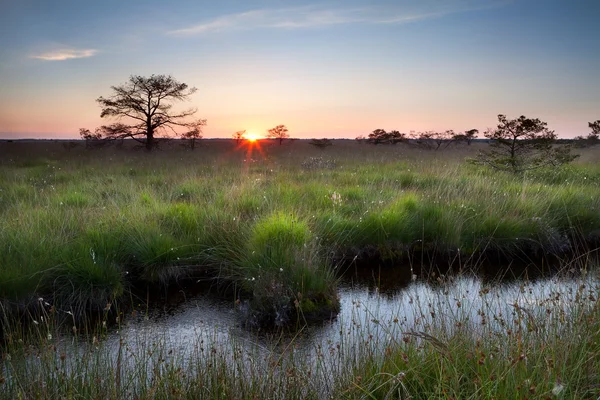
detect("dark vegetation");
top-left (308, 138), bottom-right (333, 148)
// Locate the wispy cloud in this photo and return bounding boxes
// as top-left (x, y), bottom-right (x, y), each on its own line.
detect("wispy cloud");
top-left (168, 1), bottom-right (508, 36)
top-left (31, 48), bottom-right (98, 61)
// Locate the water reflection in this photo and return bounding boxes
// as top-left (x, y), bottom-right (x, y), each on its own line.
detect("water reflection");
top-left (101, 269), bottom-right (599, 365)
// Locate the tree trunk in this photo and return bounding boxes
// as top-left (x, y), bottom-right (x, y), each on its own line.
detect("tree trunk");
top-left (146, 130), bottom-right (154, 151)
top-left (146, 119), bottom-right (154, 151)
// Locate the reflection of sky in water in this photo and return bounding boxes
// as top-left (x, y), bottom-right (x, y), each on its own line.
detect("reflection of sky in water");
top-left (9, 271), bottom-right (597, 395)
top-left (100, 272), bottom-right (599, 364)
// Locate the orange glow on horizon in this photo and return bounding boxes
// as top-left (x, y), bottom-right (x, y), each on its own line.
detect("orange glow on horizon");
top-left (245, 132), bottom-right (263, 142)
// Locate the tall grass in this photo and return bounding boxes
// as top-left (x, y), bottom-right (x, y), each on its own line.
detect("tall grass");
top-left (0, 140), bottom-right (599, 328)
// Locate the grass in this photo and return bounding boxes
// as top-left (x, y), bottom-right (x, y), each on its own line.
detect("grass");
top-left (0, 140), bottom-right (599, 328)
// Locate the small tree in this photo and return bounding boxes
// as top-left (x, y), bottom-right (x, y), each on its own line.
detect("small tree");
top-left (79, 128), bottom-right (102, 141)
top-left (79, 128), bottom-right (106, 148)
top-left (367, 129), bottom-right (405, 144)
top-left (590, 120), bottom-right (600, 135)
top-left (472, 114), bottom-right (578, 173)
top-left (388, 130), bottom-right (406, 144)
top-left (367, 129), bottom-right (387, 144)
top-left (267, 124), bottom-right (289, 145)
top-left (233, 130), bottom-right (246, 144)
top-left (452, 129), bottom-right (478, 145)
top-left (180, 119), bottom-right (206, 150)
top-left (81, 74), bottom-right (204, 151)
top-left (586, 120), bottom-right (599, 145)
top-left (574, 121), bottom-right (600, 147)
top-left (411, 130), bottom-right (454, 150)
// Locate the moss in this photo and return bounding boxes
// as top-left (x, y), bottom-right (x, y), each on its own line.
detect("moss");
top-left (299, 298), bottom-right (317, 313)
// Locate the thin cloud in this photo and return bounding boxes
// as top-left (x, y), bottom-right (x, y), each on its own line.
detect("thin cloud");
top-left (168, 1), bottom-right (508, 36)
top-left (31, 48), bottom-right (98, 61)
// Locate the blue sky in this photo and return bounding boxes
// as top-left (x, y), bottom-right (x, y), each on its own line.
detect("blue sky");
top-left (0, 0), bottom-right (598, 138)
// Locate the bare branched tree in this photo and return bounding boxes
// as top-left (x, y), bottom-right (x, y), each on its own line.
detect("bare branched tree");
top-left (411, 130), bottom-right (454, 150)
top-left (80, 75), bottom-right (204, 151)
top-left (267, 125), bottom-right (289, 145)
top-left (181, 119), bottom-right (207, 150)
top-left (233, 130), bottom-right (246, 144)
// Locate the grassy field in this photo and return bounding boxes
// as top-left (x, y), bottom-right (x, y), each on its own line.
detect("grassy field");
top-left (1, 139), bottom-right (599, 328)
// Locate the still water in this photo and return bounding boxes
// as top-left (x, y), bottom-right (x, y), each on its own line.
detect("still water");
top-left (6, 268), bottom-right (598, 398)
top-left (99, 269), bottom-right (599, 364)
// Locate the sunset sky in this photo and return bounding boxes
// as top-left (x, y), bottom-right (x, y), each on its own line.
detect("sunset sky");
top-left (0, 0), bottom-right (598, 139)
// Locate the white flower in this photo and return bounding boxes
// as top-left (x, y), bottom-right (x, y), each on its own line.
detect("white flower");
top-left (47, 333), bottom-right (52, 340)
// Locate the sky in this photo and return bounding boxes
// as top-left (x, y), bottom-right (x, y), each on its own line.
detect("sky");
top-left (0, 0), bottom-right (598, 139)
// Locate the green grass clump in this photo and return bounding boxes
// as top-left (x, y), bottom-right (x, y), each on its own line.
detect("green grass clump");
top-left (51, 257), bottom-right (124, 312)
top-left (250, 212), bottom-right (310, 255)
top-left (56, 190), bottom-right (90, 207)
top-left (239, 212), bottom-right (337, 324)
top-left (159, 203), bottom-right (205, 237)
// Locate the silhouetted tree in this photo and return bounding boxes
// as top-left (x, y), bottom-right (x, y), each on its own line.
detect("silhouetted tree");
top-left (590, 120), bottom-right (600, 136)
top-left (387, 130), bottom-right (406, 144)
top-left (574, 121), bottom-right (600, 147)
top-left (79, 128), bottom-right (107, 148)
top-left (180, 119), bottom-right (206, 150)
top-left (367, 129), bottom-right (406, 144)
top-left (452, 129), bottom-right (479, 145)
top-left (472, 114), bottom-right (578, 173)
top-left (80, 74), bottom-right (204, 151)
top-left (79, 128), bottom-right (101, 141)
top-left (267, 125), bottom-right (289, 145)
top-left (411, 130), bottom-right (454, 150)
top-left (586, 120), bottom-right (600, 145)
top-left (233, 130), bottom-right (246, 144)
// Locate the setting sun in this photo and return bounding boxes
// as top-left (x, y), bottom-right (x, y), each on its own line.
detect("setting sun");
top-left (245, 132), bottom-right (262, 142)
